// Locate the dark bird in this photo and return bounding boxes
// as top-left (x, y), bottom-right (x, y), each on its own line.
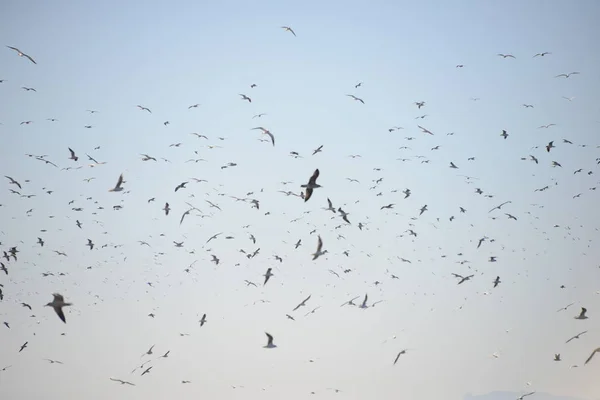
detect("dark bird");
top-left (45, 293), bottom-right (72, 323)
top-left (175, 182), bottom-right (188, 192)
top-left (68, 148), bottom-right (78, 161)
top-left (301, 169), bottom-right (321, 202)
top-left (239, 94), bottom-right (252, 102)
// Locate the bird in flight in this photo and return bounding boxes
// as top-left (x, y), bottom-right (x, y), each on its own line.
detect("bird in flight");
top-left (301, 169), bottom-right (321, 202)
top-left (312, 236), bottom-right (326, 260)
top-left (264, 332), bottom-right (277, 348)
top-left (565, 331), bottom-right (588, 344)
top-left (575, 307), bottom-right (588, 320)
top-left (6, 46), bottom-right (36, 64)
top-left (346, 94), bottom-right (364, 104)
top-left (45, 293), bottom-right (72, 323)
top-left (585, 347), bottom-right (600, 365)
top-left (263, 268), bottom-right (274, 285)
top-left (252, 127), bottom-right (275, 146)
top-left (517, 392), bottom-right (536, 400)
top-left (452, 273), bottom-right (474, 285)
top-left (110, 378), bottom-right (135, 386)
top-left (136, 105), bottom-right (152, 113)
top-left (393, 350), bottom-right (407, 365)
top-left (281, 26), bottom-right (296, 36)
top-left (68, 148), bottom-right (78, 161)
top-left (555, 72), bottom-right (579, 78)
top-left (293, 295), bottom-right (311, 311)
top-left (239, 94), bottom-right (252, 102)
top-left (533, 52), bottom-right (551, 57)
top-left (497, 53), bottom-right (515, 58)
top-left (109, 173), bottom-right (124, 192)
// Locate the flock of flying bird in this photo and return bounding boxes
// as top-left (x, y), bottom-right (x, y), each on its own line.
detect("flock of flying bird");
top-left (1, 26), bottom-right (600, 400)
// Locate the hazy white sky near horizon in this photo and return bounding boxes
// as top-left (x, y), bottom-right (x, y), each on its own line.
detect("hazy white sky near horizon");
top-left (1, 1), bottom-right (600, 399)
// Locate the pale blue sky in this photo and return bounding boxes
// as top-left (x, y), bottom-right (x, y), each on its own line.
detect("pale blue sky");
top-left (1, 1), bottom-right (600, 399)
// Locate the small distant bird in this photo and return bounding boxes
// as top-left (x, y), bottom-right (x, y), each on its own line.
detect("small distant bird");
top-left (546, 141), bottom-right (555, 152)
top-left (501, 130), bottom-right (508, 139)
top-left (554, 354), bottom-right (561, 362)
top-left (346, 94), bottom-right (364, 104)
top-left (393, 350), bottom-right (407, 365)
top-left (86, 239), bottom-right (94, 250)
top-left (199, 314), bottom-right (207, 327)
top-left (174, 182), bottom-right (188, 192)
top-left (533, 52), bottom-right (551, 57)
top-left (301, 169), bottom-right (321, 202)
top-left (239, 94), bottom-right (252, 102)
top-left (565, 331), bottom-right (588, 344)
top-left (68, 148), bottom-right (78, 161)
top-left (293, 295), bottom-right (311, 311)
top-left (109, 173), bottom-right (124, 192)
top-left (281, 26), bottom-right (296, 36)
top-left (497, 53), bottom-right (515, 58)
top-left (45, 293), bottom-right (72, 323)
top-left (110, 378), bottom-right (135, 386)
top-left (137, 105), bottom-right (152, 113)
top-left (263, 268), bottom-right (274, 285)
top-left (163, 203), bottom-right (170, 215)
top-left (6, 46), bottom-right (36, 64)
top-left (312, 235), bottom-right (327, 260)
top-left (263, 332), bottom-right (277, 348)
top-left (493, 276), bottom-right (501, 288)
top-left (449, 162), bottom-right (458, 169)
top-left (555, 72), bottom-right (579, 78)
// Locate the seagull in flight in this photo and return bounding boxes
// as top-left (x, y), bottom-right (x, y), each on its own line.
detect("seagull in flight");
top-left (293, 295), bottom-right (311, 311)
top-left (312, 235), bottom-right (327, 260)
top-left (6, 46), bottom-right (36, 64)
top-left (252, 127), bottom-right (275, 146)
top-left (109, 173), bottom-right (124, 192)
top-left (137, 105), bottom-right (152, 113)
top-left (68, 148), bottom-right (78, 161)
top-left (239, 94), bottom-right (252, 102)
top-left (565, 331), bottom-right (588, 344)
top-left (393, 350), bottom-right (408, 365)
top-left (452, 273), bottom-right (474, 285)
top-left (517, 392), bottom-right (535, 400)
top-left (263, 268), bottom-right (274, 285)
top-left (555, 72), bottom-right (579, 78)
top-left (497, 53), bottom-right (516, 58)
top-left (533, 52), bottom-right (551, 57)
top-left (45, 293), bottom-right (72, 323)
top-left (585, 347), bottom-right (600, 365)
top-left (346, 94), bottom-right (364, 104)
top-left (263, 332), bottom-right (277, 348)
top-left (281, 26), bottom-right (296, 36)
top-left (301, 169), bottom-right (321, 202)
top-left (110, 378), bottom-right (135, 386)
top-left (575, 307), bottom-right (588, 320)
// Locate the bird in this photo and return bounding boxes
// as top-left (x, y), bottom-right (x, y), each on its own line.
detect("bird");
top-left (45, 294), bottom-right (72, 323)
top-left (293, 295), bottom-right (311, 311)
top-left (546, 141), bottom-right (555, 152)
top-left (346, 94), bottom-right (364, 104)
top-left (501, 130), bottom-right (508, 139)
top-left (312, 235), bottom-right (327, 260)
top-left (497, 53), bottom-right (515, 58)
top-left (239, 94), bottom-right (251, 102)
top-left (533, 52), bottom-right (551, 57)
top-left (452, 273), bottom-right (474, 285)
top-left (174, 182), bottom-right (188, 192)
top-left (555, 72), bottom-right (580, 78)
top-left (109, 173), bottom-right (124, 192)
top-left (68, 148), bottom-right (78, 161)
top-left (493, 276), bottom-right (501, 288)
top-left (281, 26), bottom-right (296, 36)
top-left (301, 169), bottom-right (321, 202)
top-left (86, 239), bottom-right (94, 250)
top-left (252, 127), bottom-right (275, 146)
top-left (263, 332), bottom-right (277, 348)
top-left (263, 268), bottom-right (274, 285)
top-left (6, 46), bottom-right (36, 64)
top-left (163, 203), bottom-right (170, 216)
top-left (585, 347), bottom-right (600, 365)
top-left (517, 392), bottom-right (535, 400)
top-left (199, 314), bottom-right (207, 327)
top-left (137, 105), bottom-right (151, 113)
top-left (393, 350), bottom-right (407, 365)
top-left (110, 378), bottom-right (135, 386)
top-left (575, 307), bottom-right (588, 320)
top-left (565, 331), bottom-right (588, 344)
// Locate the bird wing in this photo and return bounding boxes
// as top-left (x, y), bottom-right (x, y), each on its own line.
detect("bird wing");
top-left (24, 54), bottom-right (36, 64)
top-left (265, 332), bottom-right (273, 345)
top-left (115, 173), bottom-right (123, 189)
top-left (308, 169), bottom-right (320, 185)
top-left (304, 188), bottom-right (313, 202)
top-left (316, 236), bottom-right (323, 253)
top-left (265, 132), bottom-right (275, 146)
top-left (54, 306), bottom-right (66, 323)
top-left (53, 293), bottom-right (64, 302)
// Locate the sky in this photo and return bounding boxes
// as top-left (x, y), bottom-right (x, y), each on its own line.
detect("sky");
top-left (1, 0), bottom-right (600, 399)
